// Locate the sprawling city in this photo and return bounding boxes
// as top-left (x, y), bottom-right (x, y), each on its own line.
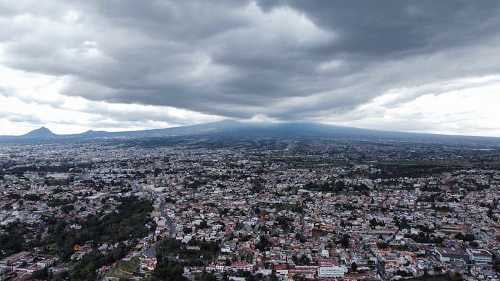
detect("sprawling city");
top-left (2, 1), bottom-right (500, 281)
top-left (1, 131), bottom-right (499, 281)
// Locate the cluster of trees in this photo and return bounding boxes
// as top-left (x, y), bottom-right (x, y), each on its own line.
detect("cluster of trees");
top-left (0, 222), bottom-right (27, 258)
top-left (276, 216), bottom-right (294, 232)
top-left (37, 197), bottom-right (154, 280)
top-left (404, 272), bottom-right (463, 281)
top-left (156, 238), bottom-right (220, 266)
top-left (153, 260), bottom-right (187, 281)
top-left (375, 163), bottom-right (455, 179)
top-left (338, 234), bottom-right (351, 248)
top-left (5, 163), bottom-right (88, 175)
top-left (495, 253), bottom-right (500, 273)
top-left (303, 180), bottom-right (369, 194)
top-left (23, 194), bottom-right (41, 201)
top-left (70, 244), bottom-right (129, 281)
top-left (195, 271), bottom-right (218, 281)
top-left (270, 203), bottom-right (304, 214)
top-left (250, 177), bottom-right (266, 193)
top-left (48, 197), bottom-right (154, 260)
top-left (255, 236), bottom-right (272, 252)
top-left (292, 254), bottom-right (311, 266)
top-left (153, 238), bottom-right (221, 281)
top-left (71, 198), bottom-right (153, 280)
top-left (405, 232), bottom-right (444, 244)
top-left (394, 216), bottom-right (411, 230)
top-left (369, 218), bottom-right (385, 229)
top-left (454, 233), bottom-right (475, 242)
top-left (303, 180), bottom-right (346, 193)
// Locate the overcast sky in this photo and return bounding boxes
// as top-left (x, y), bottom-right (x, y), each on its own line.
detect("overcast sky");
top-left (1, 1), bottom-right (500, 136)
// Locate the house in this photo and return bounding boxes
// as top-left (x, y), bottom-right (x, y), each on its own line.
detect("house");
top-left (466, 249), bottom-right (493, 266)
top-left (435, 248), bottom-right (466, 264)
top-left (318, 265), bottom-right (348, 278)
top-left (231, 261), bottom-right (254, 272)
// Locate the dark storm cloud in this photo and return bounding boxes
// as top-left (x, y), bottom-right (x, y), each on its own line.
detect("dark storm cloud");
top-left (256, 1), bottom-right (500, 55)
top-left (1, 0), bottom-right (500, 122)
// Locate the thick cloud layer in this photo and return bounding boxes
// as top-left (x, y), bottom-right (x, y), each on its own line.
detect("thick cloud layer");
top-left (1, 1), bottom-right (500, 135)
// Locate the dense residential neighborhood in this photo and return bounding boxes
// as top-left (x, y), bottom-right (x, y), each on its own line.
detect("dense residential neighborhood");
top-left (0, 138), bottom-right (499, 281)
top-left (2, 0), bottom-right (500, 280)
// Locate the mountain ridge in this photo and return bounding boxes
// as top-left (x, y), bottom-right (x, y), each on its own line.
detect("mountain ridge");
top-left (1, 120), bottom-right (499, 145)
top-left (22, 126), bottom-right (57, 139)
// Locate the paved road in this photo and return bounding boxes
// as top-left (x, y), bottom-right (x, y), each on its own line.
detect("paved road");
top-left (142, 195), bottom-right (177, 258)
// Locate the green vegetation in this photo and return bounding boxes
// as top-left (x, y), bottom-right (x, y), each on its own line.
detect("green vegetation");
top-left (0, 222), bottom-right (27, 258)
top-left (48, 196), bottom-right (154, 260)
top-left (156, 238), bottom-right (220, 266)
top-left (105, 257), bottom-right (141, 279)
top-left (303, 180), bottom-right (369, 194)
top-left (405, 232), bottom-right (444, 244)
top-left (303, 180), bottom-right (346, 193)
top-left (43, 197), bottom-right (154, 281)
top-left (152, 260), bottom-right (186, 281)
top-left (195, 271), bottom-right (217, 281)
top-left (151, 238), bottom-right (221, 281)
top-left (375, 162), bottom-right (462, 179)
top-left (404, 272), bottom-right (463, 281)
top-left (70, 249), bottom-right (124, 281)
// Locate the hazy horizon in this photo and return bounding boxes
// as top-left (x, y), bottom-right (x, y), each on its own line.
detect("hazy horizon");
top-left (1, 1), bottom-right (500, 136)
top-left (4, 119), bottom-right (500, 140)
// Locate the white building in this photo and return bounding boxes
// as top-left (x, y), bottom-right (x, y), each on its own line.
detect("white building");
top-left (318, 265), bottom-right (348, 278)
top-left (466, 249), bottom-right (493, 265)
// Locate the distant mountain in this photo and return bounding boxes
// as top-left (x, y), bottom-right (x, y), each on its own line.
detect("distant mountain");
top-left (1, 120), bottom-right (499, 146)
top-left (22, 127), bottom-right (57, 139)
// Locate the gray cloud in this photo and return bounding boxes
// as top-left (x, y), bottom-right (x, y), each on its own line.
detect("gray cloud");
top-left (0, 108), bottom-right (43, 125)
top-left (1, 0), bottom-right (500, 128)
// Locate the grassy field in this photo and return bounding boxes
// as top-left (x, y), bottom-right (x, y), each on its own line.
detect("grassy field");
top-left (105, 257), bottom-right (141, 279)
